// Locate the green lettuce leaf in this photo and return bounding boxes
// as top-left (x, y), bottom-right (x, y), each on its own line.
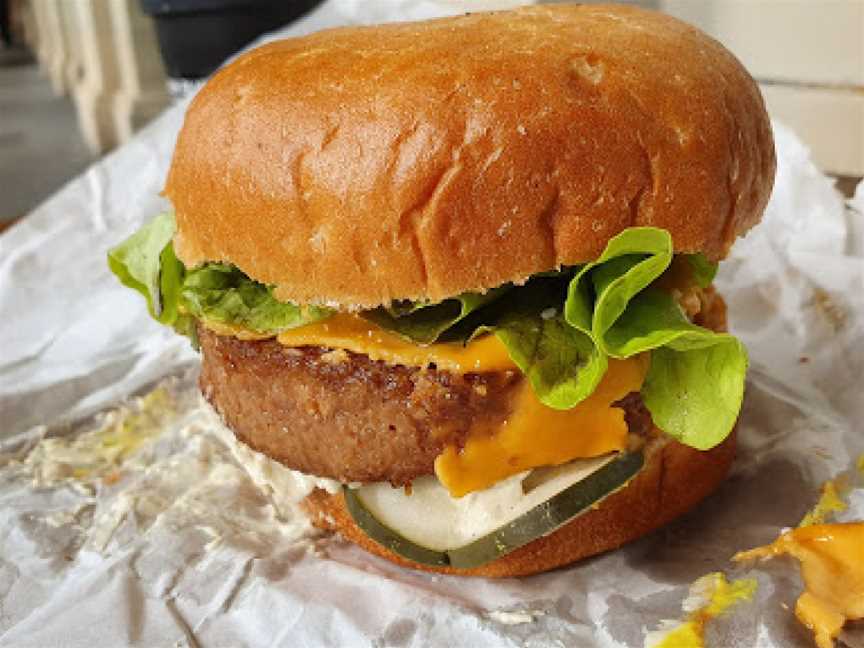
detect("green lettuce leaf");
top-left (565, 227), bottom-right (673, 350)
top-left (686, 253), bottom-right (718, 289)
top-left (107, 212), bottom-right (183, 325)
top-left (644, 343), bottom-right (746, 450)
top-left (108, 213), bottom-right (331, 338)
top-left (555, 228), bottom-right (745, 450)
top-left (603, 288), bottom-right (747, 449)
top-left (452, 276), bottom-right (606, 410)
top-left (490, 282), bottom-right (607, 410)
top-left (494, 316), bottom-right (607, 410)
top-left (363, 287), bottom-right (507, 344)
top-left (182, 263), bottom-right (331, 333)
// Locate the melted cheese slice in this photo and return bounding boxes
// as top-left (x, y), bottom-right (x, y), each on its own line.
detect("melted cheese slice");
top-left (277, 314), bottom-right (515, 373)
top-left (734, 523), bottom-right (864, 648)
top-left (264, 314), bottom-right (648, 497)
top-left (435, 354), bottom-right (649, 497)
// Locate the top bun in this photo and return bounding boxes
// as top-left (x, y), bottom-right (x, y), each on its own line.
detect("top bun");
top-left (165, 4), bottom-right (775, 309)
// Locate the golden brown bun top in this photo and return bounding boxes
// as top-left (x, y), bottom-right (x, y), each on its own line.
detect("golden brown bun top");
top-left (165, 4), bottom-right (775, 308)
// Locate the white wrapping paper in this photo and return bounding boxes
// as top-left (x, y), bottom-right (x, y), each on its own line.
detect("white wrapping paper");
top-left (1, 2), bottom-right (863, 646)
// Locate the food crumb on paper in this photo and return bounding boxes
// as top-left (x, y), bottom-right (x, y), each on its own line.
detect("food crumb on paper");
top-left (808, 288), bottom-right (848, 332)
top-left (799, 453), bottom-right (864, 528)
top-left (486, 609), bottom-right (546, 625)
top-left (799, 478), bottom-right (849, 527)
top-left (644, 572), bottom-right (757, 648)
top-left (21, 385), bottom-right (177, 489)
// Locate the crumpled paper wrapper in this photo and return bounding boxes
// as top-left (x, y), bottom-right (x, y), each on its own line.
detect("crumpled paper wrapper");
top-left (1, 1), bottom-right (863, 645)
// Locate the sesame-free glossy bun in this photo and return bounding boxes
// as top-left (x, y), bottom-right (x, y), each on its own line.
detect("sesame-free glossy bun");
top-left (165, 4), bottom-right (774, 308)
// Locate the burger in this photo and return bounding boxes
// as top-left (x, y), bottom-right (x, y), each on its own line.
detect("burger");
top-left (108, 4), bottom-right (774, 577)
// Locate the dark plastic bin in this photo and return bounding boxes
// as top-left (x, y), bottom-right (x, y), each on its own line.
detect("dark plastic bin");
top-left (140, 0), bottom-right (324, 79)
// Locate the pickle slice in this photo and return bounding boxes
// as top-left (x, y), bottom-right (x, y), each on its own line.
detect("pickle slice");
top-left (343, 451), bottom-right (644, 569)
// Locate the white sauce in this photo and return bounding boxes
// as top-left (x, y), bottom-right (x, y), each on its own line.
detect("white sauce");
top-left (357, 455), bottom-right (615, 551)
top-left (202, 402), bottom-right (342, 520)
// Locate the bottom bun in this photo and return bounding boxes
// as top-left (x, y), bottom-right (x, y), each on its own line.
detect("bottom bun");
top-left (303, 429), bottom-right (736, 578)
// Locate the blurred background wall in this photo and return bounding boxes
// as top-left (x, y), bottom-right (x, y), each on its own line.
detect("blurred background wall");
top-left (1, 0), bottom-right (862, 223)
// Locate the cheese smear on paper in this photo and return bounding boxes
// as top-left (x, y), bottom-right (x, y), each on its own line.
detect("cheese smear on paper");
top-left (644, 572), bottom-right (757, 648)
top-left (734, 523), bottom-right (864, 648)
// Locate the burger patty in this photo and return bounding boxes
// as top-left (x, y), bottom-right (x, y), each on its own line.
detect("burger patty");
top-left (200, 286), bottom-right (725, 485)
top-left (199, 326), bottom-right (655, 485)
